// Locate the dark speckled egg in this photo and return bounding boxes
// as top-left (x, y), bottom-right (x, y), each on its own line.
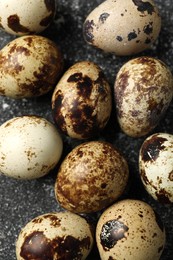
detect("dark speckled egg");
top-left (16, 211), bottom-right (94, 260)
top-left (0, 35), bottom-right (63, 98)
top-left (51, 61), bottom-right (112, 139)
top-left (83, 0), bottom-right (161, 56)
top-left (55, 141), bottom-right (129, 213)
top-left (96, 199), bottom-right (166, 260)
top-left (139, 133), bottom-right (173, 204)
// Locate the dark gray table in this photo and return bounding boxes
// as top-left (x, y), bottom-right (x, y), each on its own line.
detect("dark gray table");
top-left (0, 1), bottom-right (173, 259)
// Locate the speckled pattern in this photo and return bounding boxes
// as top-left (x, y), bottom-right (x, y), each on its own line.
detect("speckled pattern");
top-left (0, 0), bottom-right (173, 259)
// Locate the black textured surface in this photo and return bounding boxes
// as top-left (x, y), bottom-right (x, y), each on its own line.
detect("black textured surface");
top-left (0, 0), bottom-right (173, 259)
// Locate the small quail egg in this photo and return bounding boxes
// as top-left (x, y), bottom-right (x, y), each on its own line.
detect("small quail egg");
top-left (52, 61), bottom-right (112, 139)
top-left (16, 211), bottom-right (94, 260)
top-left (0, 35), bottom-right (63, 98)
top-left (55, 141), bottom-right (129, 213)
top-left (114, 56), bottom-right (173, 137)
top-left (0, 0), bottom-right (56, 35)
top-left (96, 199), bottom-right (165, 260)
top-left (139, 132), bottom-right (173, 204)
top-left (0, 115), bottom-right (63, 179)
top-left (83, 0), bottom-right (161, 56)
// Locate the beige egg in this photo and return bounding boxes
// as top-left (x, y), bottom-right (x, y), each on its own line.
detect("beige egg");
top-left (83, 0), bottom-right (161, 56)
top-left (52, 61), bottom-right (112, 139)
top-left (0, 115), bottom-right (63, 179)
top-left (96, 199), bottom-right (166, 260)
top-left (16, 211), bottom-right (94, 260)
top-left (114, 56), bottom-right (173, 137)
top-left (0, 35), bottom-right (63, 98)
top-left (139, 132), bottom-right (173, 204)
top-left (0, 0), bottom-right (56, 35)
top-left (55, 141), bottom-right (129, 213)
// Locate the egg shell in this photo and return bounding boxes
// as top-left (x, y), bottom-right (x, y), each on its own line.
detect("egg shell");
top-left (139, 133), bottom-right (173, 204)
top-left (0, 0), bottom-right (56, 35)
top-left (114, 56), bottom-right (173, 137)
top-left (0, 115), bottom-right (63, 179)
top-left (96, 199), bottom-right (165, 260)
top-left (83, 0), bottom-right (161, 56)
top-left (52, 61), bottom-right (112, 139)
top-left (0, 35), bottom-right (63, 98)
top-left (55, 141), bottom-right (129, 213)
top-left (16, 211), bottom-right (94, 260)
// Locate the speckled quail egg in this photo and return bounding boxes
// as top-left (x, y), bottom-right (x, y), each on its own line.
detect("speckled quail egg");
top-left (139, 133), bottom-right (173, 204)
top-left (0, 35), bottom-right (63, 98)
top-left (0, 0), bottom-right (56, 36)
top-left (52, 61), bottom-right (112, 139)
top-left (16, 211), bottom-right (94, 260)
top-left (96, 199), bottom-right (165, 260)
top-left (83, 0), bottom-right (161, 56)
top-left (0, 115), bottom-right (63, 179)
top-left (114, 56), bottom-right (173, 137)
top-left (55, 141), bottom-right (129, 214)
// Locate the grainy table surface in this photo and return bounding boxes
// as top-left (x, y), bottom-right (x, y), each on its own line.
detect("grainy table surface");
top-left (0, 0), bottom-right (173, 259)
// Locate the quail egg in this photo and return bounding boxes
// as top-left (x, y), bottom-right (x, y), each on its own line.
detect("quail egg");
top-left (0, 115), bottom-right (63, 179)
top-left (114, 56), bottom-right (173, 137)
top-left (0, 0), bottom-right (56, 35)
top-left (83, 0), bottom-right (161, 55)
top-left (96, 199), bottom-right (165, 260)
top-left (55, 140), bottom-right (129, 213)
top-left (139, 132), bottom-right (173, 204)
top-left (0, 35), bottom-right (63, 98)
top-left (16, 211), bottom-right (94, 260)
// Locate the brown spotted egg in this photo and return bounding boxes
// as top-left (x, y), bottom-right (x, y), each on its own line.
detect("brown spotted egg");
top-left (83, 0), bottom-right (161, 56)
top-left (114, 56), bottom-right (173, 137)
top-left (96, 199), bottom-right (166, 260)
top-left (139, 133), bottom-right (173, 204)
top-left (55, 141), bottom-right (129, 213)
top-left (0, 115), bottom-right (63, 179)
top-left (0, 0), bottom-right (56, 35)
top-left (51, 61), bottom-right (112, 139)
top-left (16, 211), bottom-right (94, 260)
top-left (0, 35), bottom-right (63, 98)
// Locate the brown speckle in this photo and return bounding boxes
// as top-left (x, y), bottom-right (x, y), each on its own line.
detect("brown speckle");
top-left (128, 30), bottom-right (137, 41)
top-left (83, 20), bottom-right (95, 43)
top-left (169, 171), bottom-right (173, 181)
top-left (132, 0), bottom-right (155, 15)
top-left (99, 13), bottom-right (110, 23)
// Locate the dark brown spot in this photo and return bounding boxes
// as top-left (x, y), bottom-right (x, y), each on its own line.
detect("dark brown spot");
top-left (169, 171), bottom-right (173, 181)
top-left (7, 15), bottom-right (30, 33)
top-left (141, 135), bottom-right (167, 162)
top-left (101, 183), bottom-right (107, 189)
top-left (132, 0), bottom-right (155, 15)
top-left (83, 20), bottom-right (95, 43)
top-left (143, 22), bottom-right (153, 35)
top-left (100, 220), bottom-right (129, 250)
top-left (155, 189), bottom-right (171, 204)
top-left (128, 30), bottom-right (137, 41)
top-left (99, 13), bottom-right (110, 23)
top-left (40, 13), bottom-right (54, 27)
top-left (44, 0), bottom-right (55, 12)
top-left (116, 36), bottom-right (123, 42)
top-left (20, 231), bottom-right (91, 260)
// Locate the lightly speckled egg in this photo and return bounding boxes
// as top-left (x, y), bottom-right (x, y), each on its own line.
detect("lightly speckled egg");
top-left (55, 141), bottom-right (129, 214)
top-left (51, 61), bottom-right (112, 139)
top-left (83, 0), bottom-right (161, 56)
top-left (16, 211), bottom-right (94, 260)
top-left (139, 132), bottom-right (173, 204)
top-left (0, 0), bottom-right (56, 36)
top-left (0, 35), bottom-right (63, 98)
top-left (96, 199), bottom-right (166, 260)
top-left (114, 56), bottom-right (173, 137)
top-left (0, 115), bottom-right (63, 180)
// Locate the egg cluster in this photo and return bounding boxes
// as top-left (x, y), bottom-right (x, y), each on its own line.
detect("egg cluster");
top-left (0, 0), bottom-right (172, 259)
